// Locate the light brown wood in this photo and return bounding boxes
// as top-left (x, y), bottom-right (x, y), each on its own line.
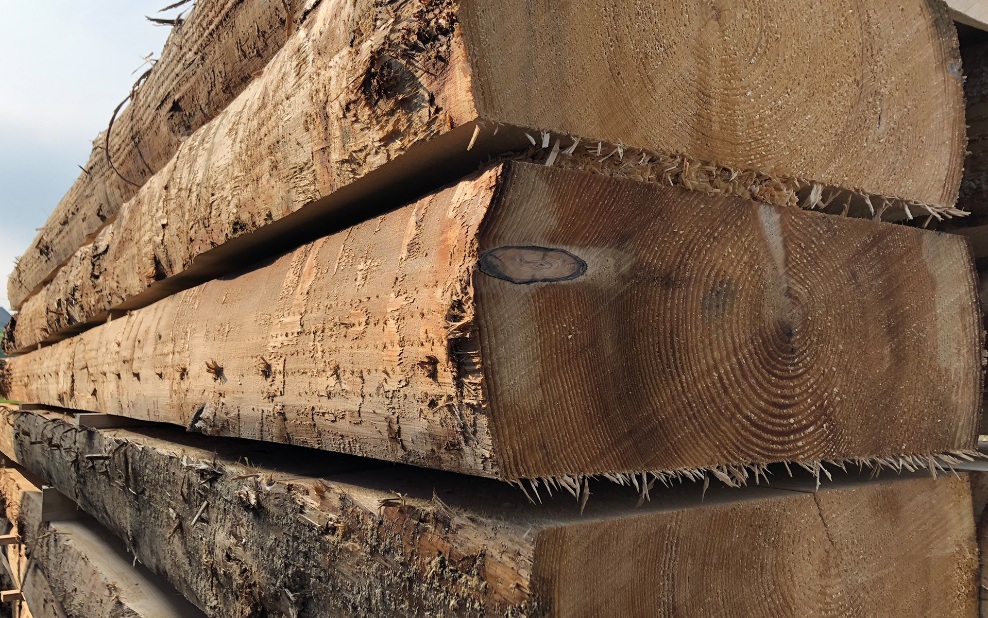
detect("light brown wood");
top-left (4, 0), bottom-right (967, 351)
top-left (0, 406), bottom-right (978, 618)
top-left (0, 467), bottom-right (203, 618)
top-left (2, 164), bottom-right (981, 481)
top-left (2, 591), bottom-right (24, 603)
top-left (6, 0), bottom-right (320, 311)
top-left (965, 466), bottom-right (988, 616)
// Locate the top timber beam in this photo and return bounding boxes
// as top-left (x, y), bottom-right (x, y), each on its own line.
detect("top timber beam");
top-left (5, 0), bottom-right (319, 310)
top-left (6, 0), bottom-right (966, 314)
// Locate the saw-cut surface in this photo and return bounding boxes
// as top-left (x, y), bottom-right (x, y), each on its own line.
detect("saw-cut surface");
top-left (2, 164), bottom-right (981, 480)
top-left (6, 0), bottom-right (319, 310)
top-left (0, 406), bottom-right (978, 618)
top-left (966, 466), bottom-right (988, 616)
top-left (5, 0), bottom-right (967, 350)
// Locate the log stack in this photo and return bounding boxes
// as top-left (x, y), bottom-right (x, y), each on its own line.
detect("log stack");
top-left (0, 0), bottom-right (984, 616)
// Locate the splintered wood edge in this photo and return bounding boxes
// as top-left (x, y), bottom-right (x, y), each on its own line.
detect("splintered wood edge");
top-left (505, 126), bottom-right (968, 222)
top-left (509, 452), bottom-right (985, 506)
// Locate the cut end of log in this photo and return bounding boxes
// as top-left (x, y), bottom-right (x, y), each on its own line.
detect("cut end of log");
top-left (477, 163), bottom-right (982, 480)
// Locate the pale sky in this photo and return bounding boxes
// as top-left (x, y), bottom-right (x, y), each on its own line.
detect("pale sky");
top-left (0, 2), bottom-right (174, 310)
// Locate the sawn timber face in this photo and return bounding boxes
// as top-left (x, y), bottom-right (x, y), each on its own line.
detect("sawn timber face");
top-left (4, 168), bottom-right (505, 477)
top-left (473, 164), bottom-right (982, 479)
top-left (1, 163), bottom-right (982, 482)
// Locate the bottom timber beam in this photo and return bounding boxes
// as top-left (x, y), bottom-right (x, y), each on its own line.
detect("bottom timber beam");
top-left (0, 462), bottom-right (204, 617)
top-left (0, 405), bottom-right (977, 617)
top-left (19, 564), bottom-right (65, 618)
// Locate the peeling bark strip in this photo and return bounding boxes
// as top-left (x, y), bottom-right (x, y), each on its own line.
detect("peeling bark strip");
top-left (7, 0), bottom-right (321, 311)
top-left (4, 0), bottom-right (967, 348)
top-left (2, 164), bottom-right (982, 480)
top-left (0, 407), bottom-right (979, 618)
top-left (0, 465), bottom-right (202, 617)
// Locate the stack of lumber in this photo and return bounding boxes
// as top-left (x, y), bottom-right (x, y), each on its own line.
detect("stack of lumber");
top-left (0, 0), bottom-right (984, 615)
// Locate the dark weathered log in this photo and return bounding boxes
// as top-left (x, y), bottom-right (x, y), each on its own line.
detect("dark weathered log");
top-left (0, 406), bottom-right (978, 618)
top-left (0, 464), bottom-right (201, 617)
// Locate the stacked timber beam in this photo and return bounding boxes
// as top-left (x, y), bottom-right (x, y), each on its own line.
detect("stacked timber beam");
top-left (0, 0), bottom-right (984, 615)
top-left (0, 405), bottom-right (978, 617)
top-left (0, 441), bottom-right (204, 618)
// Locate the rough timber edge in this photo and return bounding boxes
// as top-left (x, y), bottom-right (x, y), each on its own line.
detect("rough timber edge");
top-left (0, 459), bottom-right (207, 618)
top-left (0, 401), bottom-right (978, 507)
top-left (502, 124), bottom-right (969, 224)
top-left (6, 0), bottom-right (325, 312)
top-left (512, 450), bottom-right (986, 511)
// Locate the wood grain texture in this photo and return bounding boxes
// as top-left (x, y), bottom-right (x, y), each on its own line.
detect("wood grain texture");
top-left (0, 466), bottom-right (202, 618)
top-left (19, 565), bottom-right (66, 618)
top-left (531, 475), bottom-right (977, 618)
top-left (971, 469), bottom-right (988, 616)
top-left (5, 0), bottom-right (967, 350)
top-left (6, 0), bottom-right (320, 311)
top-left (1, 164), bottom-right (981, 480)
top-left (0, 406), bottom-right (978, 618)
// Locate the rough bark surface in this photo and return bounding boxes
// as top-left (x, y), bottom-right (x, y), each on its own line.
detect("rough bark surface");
top-left (7, 0), bottom-right (321, 311)
top-left (19, 565), bottom-right (65, 618)
top-left (5, 0), bottom-right (968, 350)
top-left (0, 464), bottom-right (201, 618)
top-left (1, 164), bottom-right (982, 481)
top-left (0, 407), bottom-right (979, 618)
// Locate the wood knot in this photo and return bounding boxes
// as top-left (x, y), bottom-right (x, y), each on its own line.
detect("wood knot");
top-left (478, 246), bottom-right (587, 285)
top-left (206, 360), bottom-right (225, 382)
top-left (257, 357), bottom-right (272, 379)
